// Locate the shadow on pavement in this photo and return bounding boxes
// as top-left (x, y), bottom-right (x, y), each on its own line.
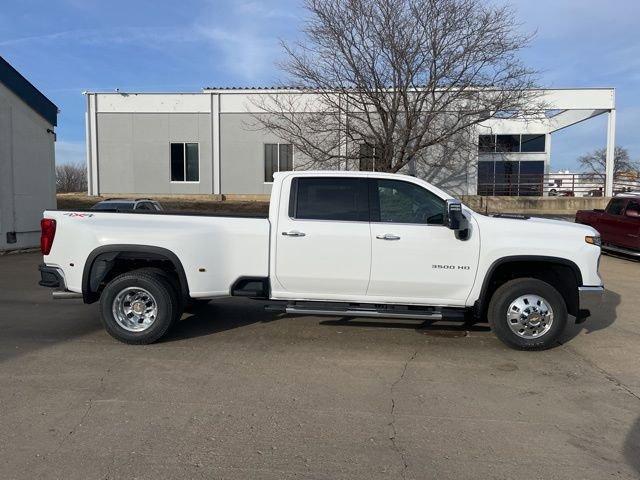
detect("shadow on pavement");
top-left (561, 288), bottom-right (620, 343)
top-left (624, 415), bottom-right (640, 476)
top-left (0, 253), bottom-right (103, 364)
top-left (164, 299), bottom-right (493, 342)
top-left (319, 316), bottom-right (491, 335)
top-left (163, 299), bottom-right (281, 342)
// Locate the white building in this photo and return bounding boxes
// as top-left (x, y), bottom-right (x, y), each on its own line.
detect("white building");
top-left (0, 56), bottom-right (57, 250)
top-left (84, 87), bottom-right (616, 198)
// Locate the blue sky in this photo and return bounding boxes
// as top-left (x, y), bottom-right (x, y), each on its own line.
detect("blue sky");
top-left (1, 0), bottom-right (638, 170)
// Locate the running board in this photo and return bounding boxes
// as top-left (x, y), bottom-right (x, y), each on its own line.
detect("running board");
top-left (602, 244), bottom-right (640, 257)
top-left (284, 306), bottom-right (443, 321)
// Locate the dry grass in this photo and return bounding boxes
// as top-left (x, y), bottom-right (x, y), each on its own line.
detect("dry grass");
top-left (56, 193), bottom-right (270, 215)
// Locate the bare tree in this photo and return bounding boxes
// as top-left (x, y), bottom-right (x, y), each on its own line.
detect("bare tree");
top-left (251, 0), bottom-right (542, 177)
top-left (578, 146), bottom-right (638, 180)
top-left (56, 162), bottom-right (87, 193)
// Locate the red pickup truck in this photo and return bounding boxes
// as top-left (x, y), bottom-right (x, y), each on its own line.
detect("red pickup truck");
top-left (576, 196), bottom-right (640, 257)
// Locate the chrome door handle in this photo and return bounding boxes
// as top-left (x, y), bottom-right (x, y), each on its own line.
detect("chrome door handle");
top-left (376, 233), bottom-right (401, 240)
top-left (282, 230), bottom-right (306, 237)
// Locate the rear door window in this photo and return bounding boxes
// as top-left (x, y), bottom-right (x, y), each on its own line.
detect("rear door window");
top-left (625, 201), bottom-right (640, 217)
top-left (290, 177), bottom-right (369, 222)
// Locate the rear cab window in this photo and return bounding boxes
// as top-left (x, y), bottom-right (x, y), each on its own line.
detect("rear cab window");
top-left (289, 177), bottom-right (369, 221)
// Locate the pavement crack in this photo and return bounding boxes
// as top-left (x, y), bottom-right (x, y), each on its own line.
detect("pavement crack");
top-left (562, 345), bottom-right (640, 402)
top-left (54, 399), bottom-right (93, 454)
top-left (52, 367), bottom-right (111, 455)
top-left (388, 349), bottom-right (418, 479)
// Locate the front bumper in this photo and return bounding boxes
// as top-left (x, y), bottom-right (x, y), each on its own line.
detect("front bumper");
top-left (577, 286), bottom-right (605, 322)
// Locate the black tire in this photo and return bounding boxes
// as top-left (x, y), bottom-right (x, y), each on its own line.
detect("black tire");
top-left (99, 270), bottom-right (180, 344)
top-left (135, 267), bottom-right (185, 324)
top-left (487, 278), bottom-right (567, 351)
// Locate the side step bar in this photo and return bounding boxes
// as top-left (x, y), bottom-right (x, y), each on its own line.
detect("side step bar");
top-left (602, 244), bottom-right (640, 258)
top-left (266, 301), bottom-right (468, 321)
top-left (285, 306), bottom-right (443, 321)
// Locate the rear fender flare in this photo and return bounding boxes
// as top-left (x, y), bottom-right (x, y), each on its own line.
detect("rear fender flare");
top-left (82, 244), bottom-right (189, 303)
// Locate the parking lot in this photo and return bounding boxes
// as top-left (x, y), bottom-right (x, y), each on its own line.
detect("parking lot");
top-left (0, 252), bottom-right (638, 479)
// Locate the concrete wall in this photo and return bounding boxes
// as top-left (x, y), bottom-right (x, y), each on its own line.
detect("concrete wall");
top-left (460, 195), bottom-right (611, 215)
top-left (0, 82), bottom-right (56, 250)
top-left (219, 114), bottom-right (277, 195)
top-left (97, 113), bottom-right (213, 195)
top-left (219, 113), bottom-right (322, 195)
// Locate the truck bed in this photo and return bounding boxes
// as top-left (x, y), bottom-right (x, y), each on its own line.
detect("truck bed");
top-left (43, 210), bottom-right (271, 298)
top-left (52, 208), bottom-right (269, 219)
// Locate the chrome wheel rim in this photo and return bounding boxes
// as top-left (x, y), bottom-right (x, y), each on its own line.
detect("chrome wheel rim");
top-left (112, 287), bottom-right (158, 332)
top-left (506, 294), bottom-right (554, 339)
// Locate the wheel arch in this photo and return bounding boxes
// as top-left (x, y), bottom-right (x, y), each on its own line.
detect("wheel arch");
top-left (82, 244), bottom-right (190, 304)
top-left (475, 255), bottom-right (582, 319)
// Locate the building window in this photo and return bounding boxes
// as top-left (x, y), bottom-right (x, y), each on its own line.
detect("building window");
top-left (478, 160), bottom-right (544, 196)
top-left (265, 144), bottom-right (293, 182)
top-left (170, 143), bottom-right (199, 182)
top-left (496, 135), bottom-right (520, 153)
top-left (478, 134), bottom-right (546, 154)
top-left (520, 134), bottom-right (546, 153)
top-left (518, 161), bottom-right (545, 196)
top-left (494, 160), bottom-right (520, 195)
top-left (478, 135), bottom-right (496, 153)
top-left (359, 143), bottom-right (381, 171)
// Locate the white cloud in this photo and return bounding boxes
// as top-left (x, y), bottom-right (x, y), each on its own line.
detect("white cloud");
top-left (55, 140), bottom-right (85, 165)
top-left (234, 1), bottom-right (298, 19)
top-left (0, 26), bottom-right (200, 48)
top-left (0, 23), bottom-right (282, 82)
top-left (194, 25), bottom-right (280, 81)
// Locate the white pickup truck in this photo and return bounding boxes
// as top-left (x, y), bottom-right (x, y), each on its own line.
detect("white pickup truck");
top-left (39, 171), bottom-right (604, 350)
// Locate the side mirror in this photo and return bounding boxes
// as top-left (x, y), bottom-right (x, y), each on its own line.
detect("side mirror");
top-left (445, 199), bottom-right (469, 239)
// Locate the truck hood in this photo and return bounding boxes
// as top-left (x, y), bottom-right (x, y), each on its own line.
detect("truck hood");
top-left (471, 212), bottom-right (599, 237)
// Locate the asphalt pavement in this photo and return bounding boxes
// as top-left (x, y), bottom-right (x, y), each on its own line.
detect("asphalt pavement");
top-left (0, 252), bottom-right (638, 479)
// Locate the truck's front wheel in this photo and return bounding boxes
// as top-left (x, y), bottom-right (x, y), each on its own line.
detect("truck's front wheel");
top-left (99, 270), bottom-right (180, 344)
top-left (488, 278), bottom-right (567, 350)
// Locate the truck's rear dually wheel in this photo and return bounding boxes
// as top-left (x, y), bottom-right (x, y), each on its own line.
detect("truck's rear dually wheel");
top-left (99, 270), bottom-right (181, 344)
top-left (488, 278), bottom-right (567, 350)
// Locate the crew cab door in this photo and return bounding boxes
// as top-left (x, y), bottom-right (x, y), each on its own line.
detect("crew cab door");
top-left (617, 199), bottom-right (640, 249)
top-left (367, 178), bottom-right (480, 305)
top-left (273, 176), bottom-right (371, 299)
top-left (599, 198), bottom-right (628, 245)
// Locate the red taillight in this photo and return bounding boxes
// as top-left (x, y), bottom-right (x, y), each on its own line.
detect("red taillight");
top-left (40, 218), bottom-right (56, 255)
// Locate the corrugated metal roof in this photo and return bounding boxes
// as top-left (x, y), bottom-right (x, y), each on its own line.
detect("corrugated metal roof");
top-left (0, 56), bottom-right (58, 126)
top-left (203, 85), bottom-right (311, 91)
